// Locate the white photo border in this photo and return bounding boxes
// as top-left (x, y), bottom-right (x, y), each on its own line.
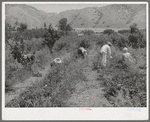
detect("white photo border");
top-left (2, 1), bottom-right (149, 120)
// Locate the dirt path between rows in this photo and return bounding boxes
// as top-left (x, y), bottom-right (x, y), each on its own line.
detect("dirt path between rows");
top-left (5, 53), bottom-right (71, 106)
top-left (67, 46), bottom-right (112, 107)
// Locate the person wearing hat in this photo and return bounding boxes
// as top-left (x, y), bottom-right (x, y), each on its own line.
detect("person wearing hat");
top-left (100, 41), bottom-right (113, 67)
top-left (122, 47), bottom-right (133, 62)
top-left (51, 58), bottom-right (62, 67)
top-left (24, 52), bottom-right (35, 62)
top-left (23, 52), bottom-right (36, 71)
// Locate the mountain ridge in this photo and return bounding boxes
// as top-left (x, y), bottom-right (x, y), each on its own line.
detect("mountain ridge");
top-left (5, 4), bottom-right (146, 29)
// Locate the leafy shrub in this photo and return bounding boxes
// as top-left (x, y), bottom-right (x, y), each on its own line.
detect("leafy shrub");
top-left (79, 38), bottom-right (91, 49)
top-left (92, 52), bottom-right (101, 70)
top-left (83, 30), bottom-right (94, 35)
top-left (130, 23), bottom-right (139, 34)
top-left (53, 34), bottom-right (91, 53)
top-left (128, 32), bottom-right (146, 48)
top-left (20, 23), bottom-right (27, 31)
top-left (128, 23), bottom-right (146, 49)
top-left (103, 29), bottom-right (115, 35)
top-left (35, 48), bottom-right (51, 67)
top-left (24, 38), bottom-right (45, 53)
top-left (58, 18), bottom-right (73, 31)
top-left (110, 33), bottom-right (128, 49)
top-left (52, 36), bottom-right (74, 52)
top-left (33, 28), bottom-right (46, 39)
top-left (96, 34), bottom-right (110, 46)
top-left (43, 25), bottom-right (60, 52)
top-left (5, 37), bottom-right (50, 93)
top-left (5, 61), bottom-right (32, 93)
top-left (97, 32), bottom-right (128, 50)
top-left (57, 30), bottom-right (66, 37)
top-left (6, 28), bottom-right (47, 41)
top-left (118, 29), bottom-right (130, 34)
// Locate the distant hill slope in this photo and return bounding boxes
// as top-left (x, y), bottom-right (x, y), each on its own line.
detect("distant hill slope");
top-left (5, 4), bottom-right (146, 29)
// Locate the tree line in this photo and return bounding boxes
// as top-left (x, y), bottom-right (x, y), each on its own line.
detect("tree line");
top-left (5, 18), bottom-right (74, 66)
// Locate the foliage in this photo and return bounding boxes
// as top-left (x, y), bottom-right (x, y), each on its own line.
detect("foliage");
top-left (103, 29), bottom-right (115, 35)
top-left (6, 56), bottom-right (86, 107)
top-left (34, 28), bottom-right (46, 39)
top-left (5, 33), bottom-right (49, 93)
top-left (5, 26), bottom-right (46, 41)
top-left (96, 32), bottom-right (127, 50)
top-left (94, 47), bottom-right (146, 107)
top-left (52, 34), bottom-right (97, 54)
top-left (110, 33), bottom-right (128, 49)
top-left (5, 22), bottom-right (146, 107)
top-left (130, 23), bottom-right (139, 34)
top-left (20, 23), bottom-right (27, 31)
top-left (128, 23), bottom-right (146, 48)
top-left (66, 24), bottom-right (73, 31)
top-left (43, 24), bottom-right (60, 53)
top-left (58, 18), bottom-right (73, 31)
top-left (5, 45), bottom-right (32, 93)
top-left (128, 32), bottom-right (146, 48)
top-left (118, 29), bottom-right (130, 34)
top-left (83, 30), bottom-right (94, 35)
top-left (24, 38), bottom-right (45, 53)
top-left (58, 18), bottom-right (67, 31)
top-left (44, 23), bottom-right (47, 29)
top-left (5, 23), bottom-right (12, 43)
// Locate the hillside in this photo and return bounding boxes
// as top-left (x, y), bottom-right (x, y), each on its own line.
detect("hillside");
top-left (5, 4), bottom-right (146, 29)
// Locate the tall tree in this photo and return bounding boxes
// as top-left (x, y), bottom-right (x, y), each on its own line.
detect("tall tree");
top-left (130, 23), bottom-right (139, 34)
top-left (43, 24), bottom-right (58, 53)
top-left (58, 18), bottom-right (67, 31)
top-left (20, 23), bottom-right (27, 31)
top-left (58, 18), bottom-right (73, 32)
top-left (66, 24), bottom-right (73, 31)
top-left (44, 23), bottom-right (47, 29)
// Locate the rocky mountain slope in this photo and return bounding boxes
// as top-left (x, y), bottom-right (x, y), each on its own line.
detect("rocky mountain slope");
top-left (5, 4), bottom-right (146, 29)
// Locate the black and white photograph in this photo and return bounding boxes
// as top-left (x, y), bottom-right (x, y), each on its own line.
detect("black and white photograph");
top-left (2, 1), bottom-right (149, 120)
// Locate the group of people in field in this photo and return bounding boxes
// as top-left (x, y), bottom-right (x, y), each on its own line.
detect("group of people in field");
top-left (76, 41), bottom-right (134, 68)
top-left (52, 40), bottom-right (134, 69)
top-left (18, 38), bottom-right (134, 76)
top-left (100, 41), bottom-right (133, 68)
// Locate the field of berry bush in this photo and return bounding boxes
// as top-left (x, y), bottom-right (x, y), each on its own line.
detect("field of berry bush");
top-left (5, 22), bottom-right (147, 107)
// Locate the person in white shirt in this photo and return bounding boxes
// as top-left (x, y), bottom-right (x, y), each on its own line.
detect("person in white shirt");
top-left (122, 47), bottom-right (133, 62)
top-left (78, 47), bottom-right (87, 59)
top-left (100, 42), bottom-right (113, 67)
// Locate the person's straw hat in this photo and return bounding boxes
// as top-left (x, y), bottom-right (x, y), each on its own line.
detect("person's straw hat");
top-left (123, 47), bottom-right (128, 53)
top-left (54, 58), bottom-right (62, 63)
top-left (107, 41), bottom-right (112, 46)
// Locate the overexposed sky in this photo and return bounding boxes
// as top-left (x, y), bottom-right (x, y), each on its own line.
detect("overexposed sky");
top-left (28, 4), bottom-right (108, 14)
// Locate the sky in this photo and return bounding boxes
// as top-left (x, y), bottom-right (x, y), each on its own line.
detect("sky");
top-left (28, 4), bottom-right (108, 14)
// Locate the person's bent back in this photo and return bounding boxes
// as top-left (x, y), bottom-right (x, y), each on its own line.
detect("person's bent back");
top-left (122, 47), bottom-right (133, 62)
top-left (78, 47), bottom-right (87, 59)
